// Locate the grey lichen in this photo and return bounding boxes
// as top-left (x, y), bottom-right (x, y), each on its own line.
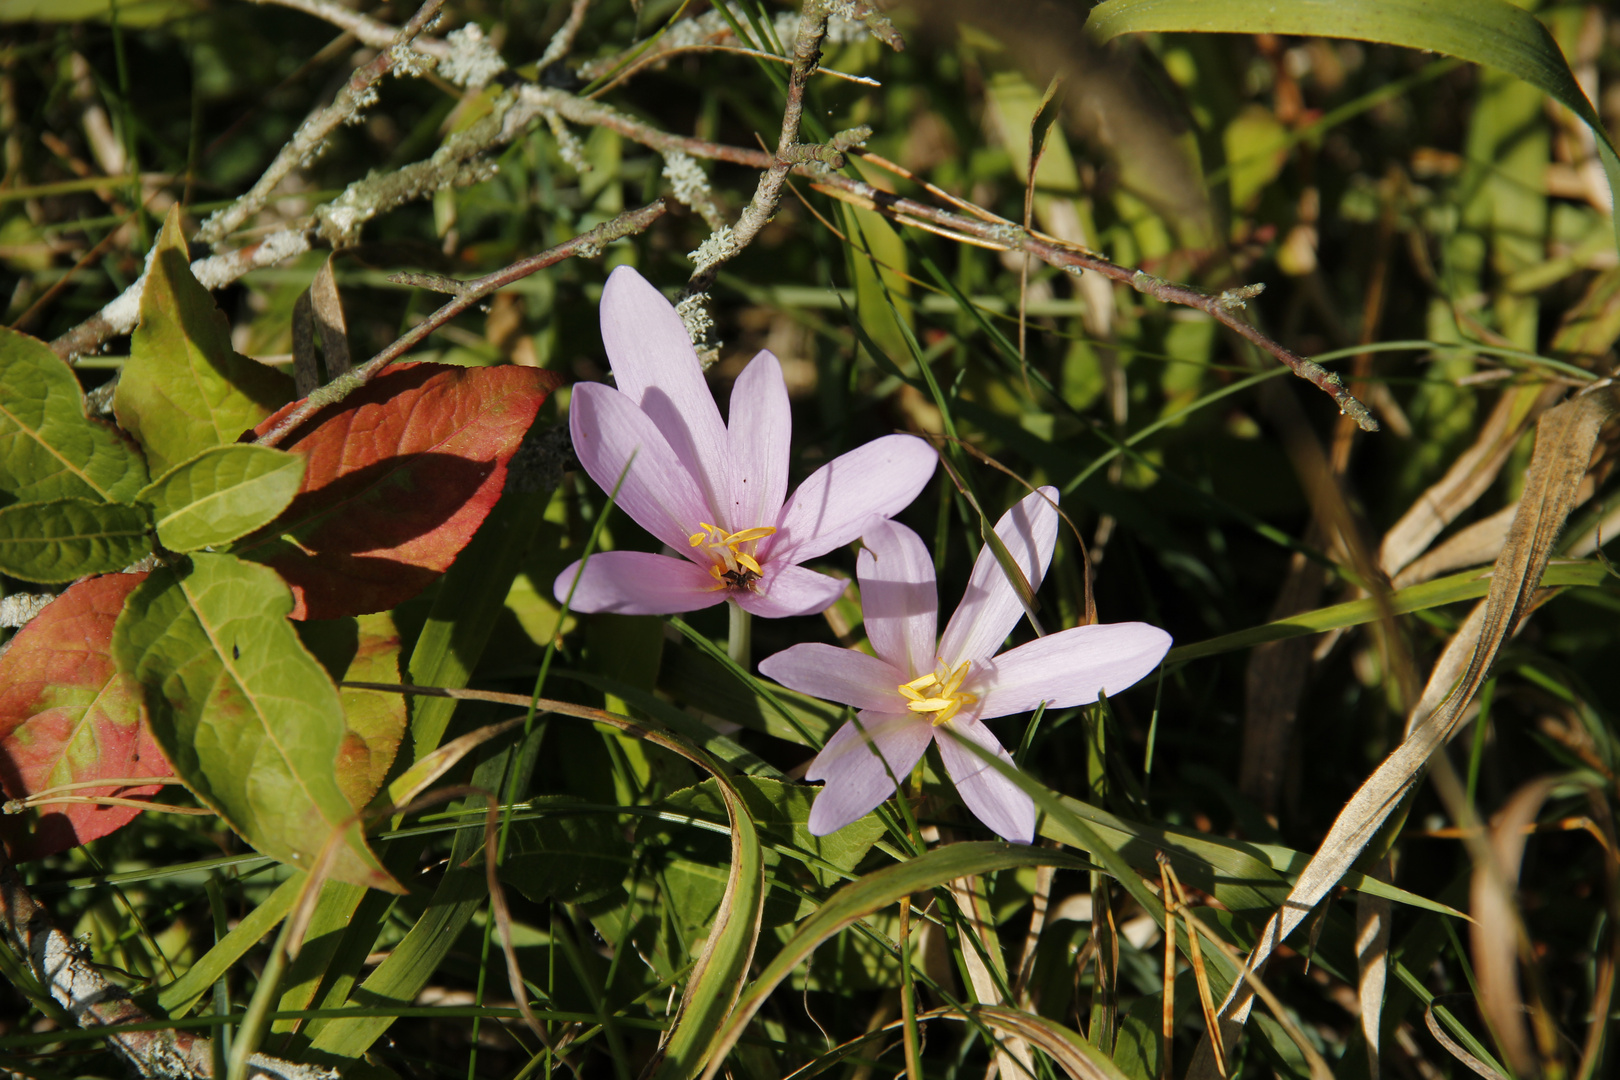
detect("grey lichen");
top-left (439, 24), bottom-right (505, 89)
top-left (687, 226), bottom-right (737, 273)
top-left (662, 151), bottom-right (711, 210)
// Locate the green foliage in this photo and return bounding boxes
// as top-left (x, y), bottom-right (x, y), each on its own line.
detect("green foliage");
top-left (0, 326), bottom-right (147, 504)
top-left (138, 444), bottom-right (305, 552)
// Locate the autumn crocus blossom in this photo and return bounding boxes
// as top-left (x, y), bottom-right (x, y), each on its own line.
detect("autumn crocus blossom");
top-left (554, 266), bottom-right (937, 618)
top-left (760, 489), bottom-right (1171, 842)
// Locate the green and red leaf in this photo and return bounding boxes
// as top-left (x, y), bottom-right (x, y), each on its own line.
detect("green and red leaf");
top-left (236, 362), bottom-right (561, 620)
top-left (0, 572), bottom-right (170, 860)
top-left (112, 552), bottom-right (400, 892)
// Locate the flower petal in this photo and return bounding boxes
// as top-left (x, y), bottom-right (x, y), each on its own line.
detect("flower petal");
top-left (971, 622), bottom-right (1172, 719)
top-left (805, 711), bottom-right (932, 836)
top-left (939, 487), bottom-right (1059, 666)
top-left (758, 643), bottom-right (904, 712)
top-left (553, 551), bottom-right (727, 615)
top-left (724, 350), bottom-right (791, 534)
top-left (772, 434), bottom-right (937, 564)
top-left (857, 518), bottom-right (938, 678)
top-left (935, 717), bottom-right (1035, 843)
top-left (598, 266), bottom-right (730, 511)
top-left (734, 562), bottom-right (848, 618)
top-left (570, 383), bottom-right (712, 553)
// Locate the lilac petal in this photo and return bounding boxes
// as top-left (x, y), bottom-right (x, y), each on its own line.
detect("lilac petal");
top-left (805, 711), bottom-right (932, 836)
top-left (724, 351), bottom-right (791, 535)
top-left (570, 383), bottom-right (713, 553)
top-left (772, 434), bottom-right (937, 564)
top-left (598, 266), bottom-right (730, 512)
top-left (758, 643), bottom-right (904, 711)
top-left (972, 622), bottom-right (1172, 719)
top-left (935, 717), bottom-right (1036, 843)
top-left (939, 487), bottom-right (1060, 667)
top-left (553, 551), bottom-right (727, 615)
top-left (734, 563), bottom-right (848, 618)
top-left (856, 518), bottom-right (938, 678)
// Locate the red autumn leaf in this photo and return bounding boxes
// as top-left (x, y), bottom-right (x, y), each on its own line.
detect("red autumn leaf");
top-left (238, 362), bottom-right (562, 620)
top-left (0, 572), bottom-right (173, 860)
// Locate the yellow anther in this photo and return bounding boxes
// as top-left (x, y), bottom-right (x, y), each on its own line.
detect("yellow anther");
top-left (898, 660), bottom-right (977, 726)
top-left (690, 522), bottom-right (777, 590)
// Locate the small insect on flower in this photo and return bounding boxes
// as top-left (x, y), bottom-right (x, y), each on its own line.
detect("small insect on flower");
top-left (720, 567), bottom-right (763, 591)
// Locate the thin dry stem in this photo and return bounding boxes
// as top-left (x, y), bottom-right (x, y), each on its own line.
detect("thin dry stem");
top-left (255, 200), bottom-right (664, 449)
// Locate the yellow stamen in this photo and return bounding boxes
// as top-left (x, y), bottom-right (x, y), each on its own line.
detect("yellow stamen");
top-left (899, 659), bottom-right (978, 726)
top-left (689, 522), bottom-right (777, 590)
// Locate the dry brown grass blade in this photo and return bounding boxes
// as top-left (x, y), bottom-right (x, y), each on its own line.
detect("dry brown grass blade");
top-left (1162, 858), bottom-right (1226, 1078)
top-left (1355, 856), bottom-right (1395, 1080)
top-left (1469, 777), bottom-right (1561, 1079)
top-left (1424, 1000), bottom-right (1511, 1080)
top-left (1379, 384), bottom-right (1562, 578)
top-left (1158, 856), bottom-right (1176, 1080)
top-left (943, 872), bottom-right (1034, 1080)
top-left (1575, 788), bottom-right (1620, 1080)
top-left (1185, 384), bottom-right (1616, 1080)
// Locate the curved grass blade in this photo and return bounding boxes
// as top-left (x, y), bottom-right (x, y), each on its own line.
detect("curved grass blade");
top-left (698, 842), bottom-right (1096, 1080)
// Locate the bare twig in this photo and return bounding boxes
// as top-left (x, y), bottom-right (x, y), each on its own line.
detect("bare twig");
top-left (685, 0), bottom-right (833, 300)
top-left (250, 0), bottom-right (448, 57)
top-left (0, 859), bottom-right (337, 1080)
top-left (255, 200), bottom-right (666, 449)
top-left (199, 0), bottom-right (449, 245)
top-left (538, 0), bottom-right (593, 70)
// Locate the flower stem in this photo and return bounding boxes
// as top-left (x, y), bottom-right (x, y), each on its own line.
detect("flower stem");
top-left (727, 601), bottom-right (751, 668)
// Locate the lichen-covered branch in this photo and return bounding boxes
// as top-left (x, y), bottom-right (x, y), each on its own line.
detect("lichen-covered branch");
top-left (256, 200), bottom-right (666, 449)
top-left (199, 0), bottom-right (448, 245)
top-left (50, 229), bottom-right (313, 360)
top-left (250, 0), bottom-right (449, 57)
top-left (0, 859), bottom-right (336, 1080)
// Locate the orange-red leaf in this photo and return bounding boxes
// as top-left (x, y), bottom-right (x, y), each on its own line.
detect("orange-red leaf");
top-left (239, 363), bottom-right (561, 620)
top-left (0, 572), bottom-right (172, 859)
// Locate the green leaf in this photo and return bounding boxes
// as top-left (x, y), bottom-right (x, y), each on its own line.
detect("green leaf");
top-left (155, 873), bottom-right (302, 1017)
top-left (111, 552), bottom-right (399, 892)
top-left (0, 497), bottom-right (150, 583)
top-left (1085, 0), bottom-right (1620, 250)
top-left (0, 324), bottom-right (147, 505)
top-left (113, 207), bottom-right (292, 476)
top-left (138, 444), bottom-right (305, 552)
top-left (500, 798), bottom-right (633, 905)
top-left (1166, 559), bottom-right (1608, 666)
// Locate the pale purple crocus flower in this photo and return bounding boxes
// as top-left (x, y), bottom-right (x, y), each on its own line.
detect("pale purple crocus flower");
top-left (760, 489), bottom-right (1172, 842)
top-left (554, 266), bottom-right (937, 618)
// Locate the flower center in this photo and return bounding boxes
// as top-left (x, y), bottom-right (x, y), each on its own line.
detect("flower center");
top-left (897, 659), bottom-right (977, 726)
top-left (689, 522), bottom-right (776, 592)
